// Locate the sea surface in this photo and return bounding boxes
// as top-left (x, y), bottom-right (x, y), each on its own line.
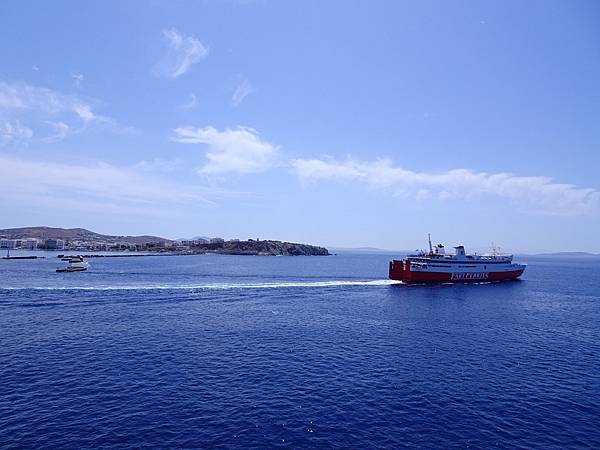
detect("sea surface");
top-left (1, 252), bottom-right (599, 449)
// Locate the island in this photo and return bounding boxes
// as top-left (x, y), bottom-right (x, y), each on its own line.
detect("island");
top-left (0, 226), bottom-right (330, 256)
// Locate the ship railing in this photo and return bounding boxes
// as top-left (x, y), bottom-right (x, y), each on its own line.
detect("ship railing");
top-left (477, 254), bottom-right (513, 260)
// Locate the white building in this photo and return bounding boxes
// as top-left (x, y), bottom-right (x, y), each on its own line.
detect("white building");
top-left (0, 239), bottom-right (16, 249)
top-left (209, 237), bottom-right (225, 244)
top-left (22, 239), bottom-right (38, 250)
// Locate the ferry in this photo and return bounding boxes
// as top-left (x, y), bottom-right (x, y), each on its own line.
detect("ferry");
top-left (389, 236), bottom-right (526, 283)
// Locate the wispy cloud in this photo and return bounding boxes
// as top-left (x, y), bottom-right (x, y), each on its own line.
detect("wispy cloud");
top-left (169, 120), bottom-right (598, 216)
top-left (0, 80), bottom-right (113, 144)
top-left (134, 158), bottom-right (184, 173)
top-left (172, 125), bottom-right (279, 175)
top-left (154, 28), bottom-right (209, 79)
top-left (231, 78), bottom-right (253, 107)
top-left (0, 155), bottom-right (217, 215)
top-left (42, 121), bottom-right (70, 143)
top-left (0, 80), bottom-right (106, 123)
top-left (0, 120), bottom-right (33, 147)
top-left (71, 72), bottom-right (84, 88)
top-left (291, 157), bottom-right (600, 215)
top-left (181, 92), bottom-right (198, 109)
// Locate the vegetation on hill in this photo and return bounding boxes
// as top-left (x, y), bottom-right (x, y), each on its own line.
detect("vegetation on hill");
top-left (190, 240), bottom-right (329, 256)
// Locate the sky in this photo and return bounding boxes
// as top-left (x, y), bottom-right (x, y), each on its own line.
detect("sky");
top-left (1, 0), bottom-right (599, 253)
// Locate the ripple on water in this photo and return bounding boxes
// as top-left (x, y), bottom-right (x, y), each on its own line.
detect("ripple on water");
top-left (1, 255), bottom-right (599, 448)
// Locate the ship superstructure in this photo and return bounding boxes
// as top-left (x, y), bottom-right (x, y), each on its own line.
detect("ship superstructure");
top-left (389, 236), bottom-right (526, 283)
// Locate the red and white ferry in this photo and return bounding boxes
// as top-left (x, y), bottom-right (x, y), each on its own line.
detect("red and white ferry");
top-left (389, 236), bottom-right (526, 284)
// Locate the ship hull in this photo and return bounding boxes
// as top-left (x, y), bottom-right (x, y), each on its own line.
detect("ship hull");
top-left (56, 267), bottom-right (87, 273)
top-left (395, 269), bottom-right (524, 284)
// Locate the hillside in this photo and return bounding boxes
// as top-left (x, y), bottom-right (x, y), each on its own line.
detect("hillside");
top-left (0, 226), bottom-right (171, 245)
top-left (534, 251), bottom-right (600, 258)
top-left (0, 226), bottom-right (330, 255)
top-left (190, 240), bottom-right (330, 256)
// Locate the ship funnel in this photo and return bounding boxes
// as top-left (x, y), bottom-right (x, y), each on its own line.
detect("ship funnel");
top-left (454, 245), bottom-right (466, 258)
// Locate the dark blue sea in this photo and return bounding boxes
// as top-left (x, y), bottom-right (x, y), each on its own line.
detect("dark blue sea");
top-left (1, 252), bottom-right (599, 449)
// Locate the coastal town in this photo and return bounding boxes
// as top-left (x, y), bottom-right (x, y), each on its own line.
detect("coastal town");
top-left (0, 227), bottom-right (330, 256)
top-left (0, 235), bottom-right (224, 252)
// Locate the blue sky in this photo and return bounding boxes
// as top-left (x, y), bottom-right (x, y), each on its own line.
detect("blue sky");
top-left (1, 0), bottom-right (599, 252)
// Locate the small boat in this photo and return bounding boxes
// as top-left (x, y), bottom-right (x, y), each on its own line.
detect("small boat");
top-left (56, 256), bottom-right (88, 273)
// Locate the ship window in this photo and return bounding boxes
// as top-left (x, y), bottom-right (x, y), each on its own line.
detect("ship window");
top-left (484, 265), bottom-right (487, 270)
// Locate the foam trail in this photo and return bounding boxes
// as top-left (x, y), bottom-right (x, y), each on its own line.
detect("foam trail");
top-left (1, 279), bottom-right (401, 291)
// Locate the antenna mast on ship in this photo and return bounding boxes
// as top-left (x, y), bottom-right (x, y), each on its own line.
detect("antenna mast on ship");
top-left (428, 233), bottom-right (433, 254)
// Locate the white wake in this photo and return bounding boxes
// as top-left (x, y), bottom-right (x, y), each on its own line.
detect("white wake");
top-left (1, 279), bottom-right (401, 291)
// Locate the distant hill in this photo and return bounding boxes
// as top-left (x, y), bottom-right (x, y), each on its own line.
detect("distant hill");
top-left (329, 247), bottom-right (408, 254)
top-left (533, 251), bottom-right (600, 258)
top-left (0, 226), bottom-right (171, 245)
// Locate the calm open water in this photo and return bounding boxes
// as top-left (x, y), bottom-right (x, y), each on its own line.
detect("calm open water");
top-left (1, 252), bottom-right (599, 449)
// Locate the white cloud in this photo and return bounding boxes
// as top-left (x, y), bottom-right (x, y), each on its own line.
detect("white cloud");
top-left (71, 72), bottom-right (84, 88)
top-left (181, 92), bottom-right (198, 109)
top-left (154, 28), bottom-right (209, 79)
top-left (0, 80), bottom-right (113, 143)
top-left (0, 155), bottom-right (216, 215)
top-left (42, 121), bottom-right (70, 142)
top-left (291, 157), bottom-right (600, 215)
top-left (172, 125), bottom-right (279, 175)
top-left (72, 103), bottom-right (96, 122)
top-left (231, 78), bottom-right (253, 107)
top-left (0, 80), bottom-right (108, 123)
top-left (0, 120), bottom-right (33, 147)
